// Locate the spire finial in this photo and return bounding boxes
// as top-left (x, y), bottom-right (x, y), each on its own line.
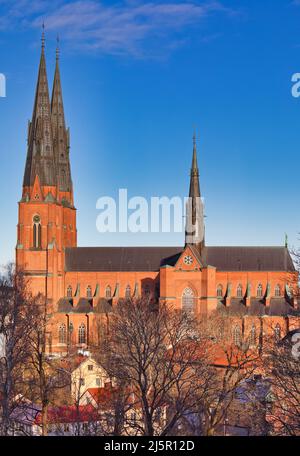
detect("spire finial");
top-left (285, 233), bottom-right (288, 248)
top-left (41, 22), bottom-right (45, 50)
top-left (193, 126), bottom-right (196, 148)
top-left (56, 35), bottom-right (60, 61)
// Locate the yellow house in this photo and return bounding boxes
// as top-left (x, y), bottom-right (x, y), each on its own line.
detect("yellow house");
top-left (71, 357), bottom-right (111, 402)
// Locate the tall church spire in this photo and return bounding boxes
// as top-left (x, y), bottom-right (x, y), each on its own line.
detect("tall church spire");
top-left (185, 132), bottom-right (205, 251)
top-left (51, 37), bottom-right (73, 197)
top-left (23, 29), bottom-right (56, 189)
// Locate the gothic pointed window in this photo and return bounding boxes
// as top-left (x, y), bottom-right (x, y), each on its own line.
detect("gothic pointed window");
top-left (237, 284), bottom-right (243, 298)
top-left (105, 286), bottom-right (111, 299)
top-left (217, 284), bottom-right (223, 298)
top-left (275, 284), bottom-right (281, 297)
top-left (257, 283), bottom-right (263, 298)
top-left (182, 287), bottom-right (195, 314)
top-left (67, 286), bottom-right (72, 298)
top-left (143, 284), bottom-right (151, 297)
top-left (233, 325), bottom-right (242, 347)
top-left (78, 323), bottom-right (86, 344)
top-left (274, 324), bottom-right (281, 342)
top-left (249, 324), bottom-right (257, 346)
top-left (58, 323), bottom-right (66, 344)
top-left (87, 286), bottom-right (92, 298)
top-left (33, 215), bottom-right (41, 249)
top-left (125, 285), bottom-right (131, 299)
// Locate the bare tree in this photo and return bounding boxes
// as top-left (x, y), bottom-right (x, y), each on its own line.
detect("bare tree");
top-left (264, 332), bottom-right (300, 436)
top-left (97, 298), bottom-right (213, 436)
top-left (191, 311), bottom-right (266, 436)
top-left (0, 263), bottom-right (40, 435)
top-left (21, 292), bottom-right (70, 436)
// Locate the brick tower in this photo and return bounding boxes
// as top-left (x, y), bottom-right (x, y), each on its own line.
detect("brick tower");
top-left (16, 33), bottom-right (76, 310)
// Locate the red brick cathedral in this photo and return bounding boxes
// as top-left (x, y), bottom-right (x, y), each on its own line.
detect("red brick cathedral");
top-left (16, 40), bottom-right (299, 354)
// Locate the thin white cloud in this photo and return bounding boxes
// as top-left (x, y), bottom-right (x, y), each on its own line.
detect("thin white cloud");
top-left (0, 0), bottom-right (235, 58)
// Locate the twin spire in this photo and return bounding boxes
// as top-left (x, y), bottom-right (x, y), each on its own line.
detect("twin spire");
top-left (23, 32), bottom-right (73, 196)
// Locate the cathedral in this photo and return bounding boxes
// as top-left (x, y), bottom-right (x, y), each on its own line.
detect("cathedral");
top-left (16, 38), bottom-right (300, 355)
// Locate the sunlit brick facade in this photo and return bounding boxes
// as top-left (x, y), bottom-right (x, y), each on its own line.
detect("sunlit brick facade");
top-left (16, 40), bottom-right (300, 355)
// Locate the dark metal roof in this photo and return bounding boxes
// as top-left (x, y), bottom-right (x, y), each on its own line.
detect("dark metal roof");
top-left (204, 246), bottom-right (295, 272)
top-left (65, 247), bottom-right (183, 272)
top-left (65, 246), bottom-right (295, 272)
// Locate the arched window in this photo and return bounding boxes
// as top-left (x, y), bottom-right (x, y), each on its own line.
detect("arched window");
top-left (58, 323), bottom-right (66, 344)
top-left (275, 284), bottom-right (281, 297)
top-left (78, 323), bottom-right (86, 344)
top-left (125, 285), bottom-right (131, 299)
top-left (67, 285), bottom-right (72, 298)
top-left (274, 324), bottom-right (281, 342)
top-left (237, 284), bottom-right (243, 298)
top-left (182, 287), bottom-right (195, 314)
top-left (233, 325), bottom-right (242, 347)
top-left (105, 286), bottom-right (111, 299)
top-left (217, 284), bottom-right (223, 298)
top-left (33, 215), bottom-right (41, 249)
top-left (143, 284), bottom-right (151, 297)
top-left (86, 286), bottom-right (92, 298)
top-left (249, 324), bottom-right (257, 346)
top-left (257, 283), bottom-right (263, 298)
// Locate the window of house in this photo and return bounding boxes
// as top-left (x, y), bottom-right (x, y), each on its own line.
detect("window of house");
top-left (80, 378), bottom-right (85, 386)
top-left (96, 377), bottom-right (102, 387)
top-left (88, 364), bottom-right (93, 371)
top-left (182, 287), bottom-right (195, 314)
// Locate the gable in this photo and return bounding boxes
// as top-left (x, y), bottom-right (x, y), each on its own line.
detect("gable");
top-left (174, 245), bottom-right (203, 271)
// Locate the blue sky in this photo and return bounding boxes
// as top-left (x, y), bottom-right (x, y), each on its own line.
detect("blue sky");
top-left (0, 0), bottom-right (300, 265)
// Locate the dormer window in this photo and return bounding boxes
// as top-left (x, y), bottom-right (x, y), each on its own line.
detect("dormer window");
top-left (275, 284), bottom-right (281, 297)
top-left (87, 286), bottom-right (92, 298)
top-left (217, 284), bottom-right (223, 298)
top-left (67, 285), bottom-right (72, 298)
top-left (237, 284), bottom-right (243, 298)
top-left (125, 285), bottom-right (131, 299)
top-left (105, 286), bottom-right (111, 299)
top-left (257, 283), bottom-right (263, 298)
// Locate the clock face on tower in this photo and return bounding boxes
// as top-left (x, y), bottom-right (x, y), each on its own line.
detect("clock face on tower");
top-left (184, 255), bottom-right (193, 265)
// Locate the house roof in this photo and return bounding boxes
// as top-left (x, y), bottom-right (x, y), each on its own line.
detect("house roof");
top-left (34, 404), bottom-right (98, 424)
top-left (65, 246), bottom-right (295, 272)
